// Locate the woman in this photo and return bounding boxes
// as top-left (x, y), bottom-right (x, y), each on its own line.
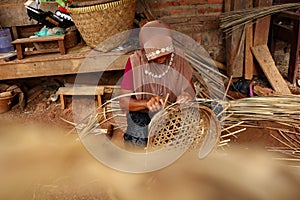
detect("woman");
top-left (119, 20), bottom-right (195, 146)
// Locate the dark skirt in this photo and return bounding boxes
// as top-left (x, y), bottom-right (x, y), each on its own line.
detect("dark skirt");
top-left (123, 111), bottom-right (152, 146)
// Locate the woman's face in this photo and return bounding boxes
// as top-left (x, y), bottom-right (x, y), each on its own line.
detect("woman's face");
top-left (151, 54), bottom-right (170, 64)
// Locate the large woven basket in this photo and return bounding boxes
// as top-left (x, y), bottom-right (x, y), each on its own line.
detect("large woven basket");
top-left (67, 0), bottom-right (137, 51)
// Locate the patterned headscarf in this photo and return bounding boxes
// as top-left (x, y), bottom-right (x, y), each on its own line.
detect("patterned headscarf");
top-left (139, 20), bottom-right (175, 61)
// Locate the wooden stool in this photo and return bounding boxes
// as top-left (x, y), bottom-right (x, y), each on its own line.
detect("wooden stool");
top-left (56, 86), bottom-right (104, 110)
top-left (11, 35), bottom-right (66, 59)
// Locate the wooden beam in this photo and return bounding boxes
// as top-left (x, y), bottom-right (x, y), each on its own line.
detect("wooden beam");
top-left (251, 45), bottom-right (291, 95)
top-left (0, 52), bottom-right (129, 80)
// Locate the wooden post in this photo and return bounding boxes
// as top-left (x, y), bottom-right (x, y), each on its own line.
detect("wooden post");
top-left (11, 26), bottom-right (19, 40)
top-left (226, 0), bottom-right (247, 78)
top-left (97, 94), bottom-right (102, 108)
top-left (60, 94), bottom-right (65, 110)
top-left (288, 18), bottom-right (300, 84)
top-left (58, 40), bottom-right (66, 55)
top-left (14, 44), bottom-right (24, 60)
top-left (244, 0), bottom-right (254, 80)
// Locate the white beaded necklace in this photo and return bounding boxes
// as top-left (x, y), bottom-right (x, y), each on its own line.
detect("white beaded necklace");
top-left (144, 53), bottom-right (174, 79)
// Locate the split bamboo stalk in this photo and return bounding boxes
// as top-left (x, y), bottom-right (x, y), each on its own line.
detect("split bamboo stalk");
top-left (220, 3), bottom-right (300, 34)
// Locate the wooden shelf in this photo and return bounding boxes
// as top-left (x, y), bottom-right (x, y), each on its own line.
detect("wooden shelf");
top-left (0, 46), bottom-right (130, 80)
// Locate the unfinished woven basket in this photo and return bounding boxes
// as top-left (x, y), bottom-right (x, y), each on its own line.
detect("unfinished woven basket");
top-left (147, 104), bottom-right (221, 153)
top-left (68, 0), bottom-right (137, 51)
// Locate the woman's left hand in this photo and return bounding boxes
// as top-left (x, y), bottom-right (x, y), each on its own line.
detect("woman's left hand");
top-left (176, 92), bottom-right (193, 104)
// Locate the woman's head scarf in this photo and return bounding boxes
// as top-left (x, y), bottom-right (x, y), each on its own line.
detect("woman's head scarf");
top-left (139, 20), bottom-right (175, 61)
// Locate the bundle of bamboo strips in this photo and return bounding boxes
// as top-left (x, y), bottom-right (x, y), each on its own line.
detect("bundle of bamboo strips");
top-left (225, 95), bottom-right (300, 130)
top-left (267, 130), bottom-right (300, 167)
top-left (220, 3), bottom-right (300, 34)
top-left (174, 40), bottom-right (229, 100)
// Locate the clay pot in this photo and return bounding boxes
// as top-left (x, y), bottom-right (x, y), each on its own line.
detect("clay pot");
top-left (0, 95), bottom-right (14, 114)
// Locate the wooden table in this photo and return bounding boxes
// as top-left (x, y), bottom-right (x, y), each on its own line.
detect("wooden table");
top-left (0, 47), bottom-right (129, 80)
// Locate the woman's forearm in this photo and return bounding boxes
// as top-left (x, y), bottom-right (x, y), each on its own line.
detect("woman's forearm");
top-left (119, 96), bottom-right (148, 112)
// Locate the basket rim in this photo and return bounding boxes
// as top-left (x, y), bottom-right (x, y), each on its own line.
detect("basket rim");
top-left (67, 0), bottom-right (136, 14)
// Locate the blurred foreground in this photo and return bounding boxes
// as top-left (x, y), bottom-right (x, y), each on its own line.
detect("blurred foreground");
top-left (0, 123), bottom-right (299, 200)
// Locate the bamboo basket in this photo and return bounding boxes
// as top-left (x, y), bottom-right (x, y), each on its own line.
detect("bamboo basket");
top-left (147, 104), bottom-right (221, 153)
top-left (67, 0), bottom-right (137, 51)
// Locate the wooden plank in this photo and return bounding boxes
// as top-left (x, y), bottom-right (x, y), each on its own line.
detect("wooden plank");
top-left (224, 0), bottom-right (232, 12)
top-left (244, 0), bottom-right (254, 80)
top-left (64, 83), bottom-right (121, 94)
top-left (11, 24), bottom-right (43, 39)
top-left (280, 11), bottom-right (300, 21)
top-left (253, 0), bottom-right (273, 46)
top-left (24, 48), bottom-right (61, 56)
top-left (226, 0), bottom-right (247, 78)
top-left (252, 0), bottom-right (273, 76)
top-left (57, 86), bottom-right (104, 95)
top-left (0, 52), bottom-right (129, 80)
top-left (11, 35), bottom-right (65, 44)
top-left (251, 45), bottom-right (291, 94)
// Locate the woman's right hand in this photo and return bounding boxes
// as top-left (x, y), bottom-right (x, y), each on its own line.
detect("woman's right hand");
top-left (146, 96), bottom-right (164, 112)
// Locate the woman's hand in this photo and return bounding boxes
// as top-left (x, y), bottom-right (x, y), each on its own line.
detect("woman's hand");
top-left (146, 96), bottom-right (164, 112)
top-left (176, 91), bottom-right (193, 104)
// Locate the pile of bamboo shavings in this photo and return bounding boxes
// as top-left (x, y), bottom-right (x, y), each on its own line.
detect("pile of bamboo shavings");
top-left (220, 3), bottom-right (300, 34)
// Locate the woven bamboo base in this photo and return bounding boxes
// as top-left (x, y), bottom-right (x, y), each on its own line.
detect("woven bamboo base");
top-left (147, 104), bottom-right (221, 152)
